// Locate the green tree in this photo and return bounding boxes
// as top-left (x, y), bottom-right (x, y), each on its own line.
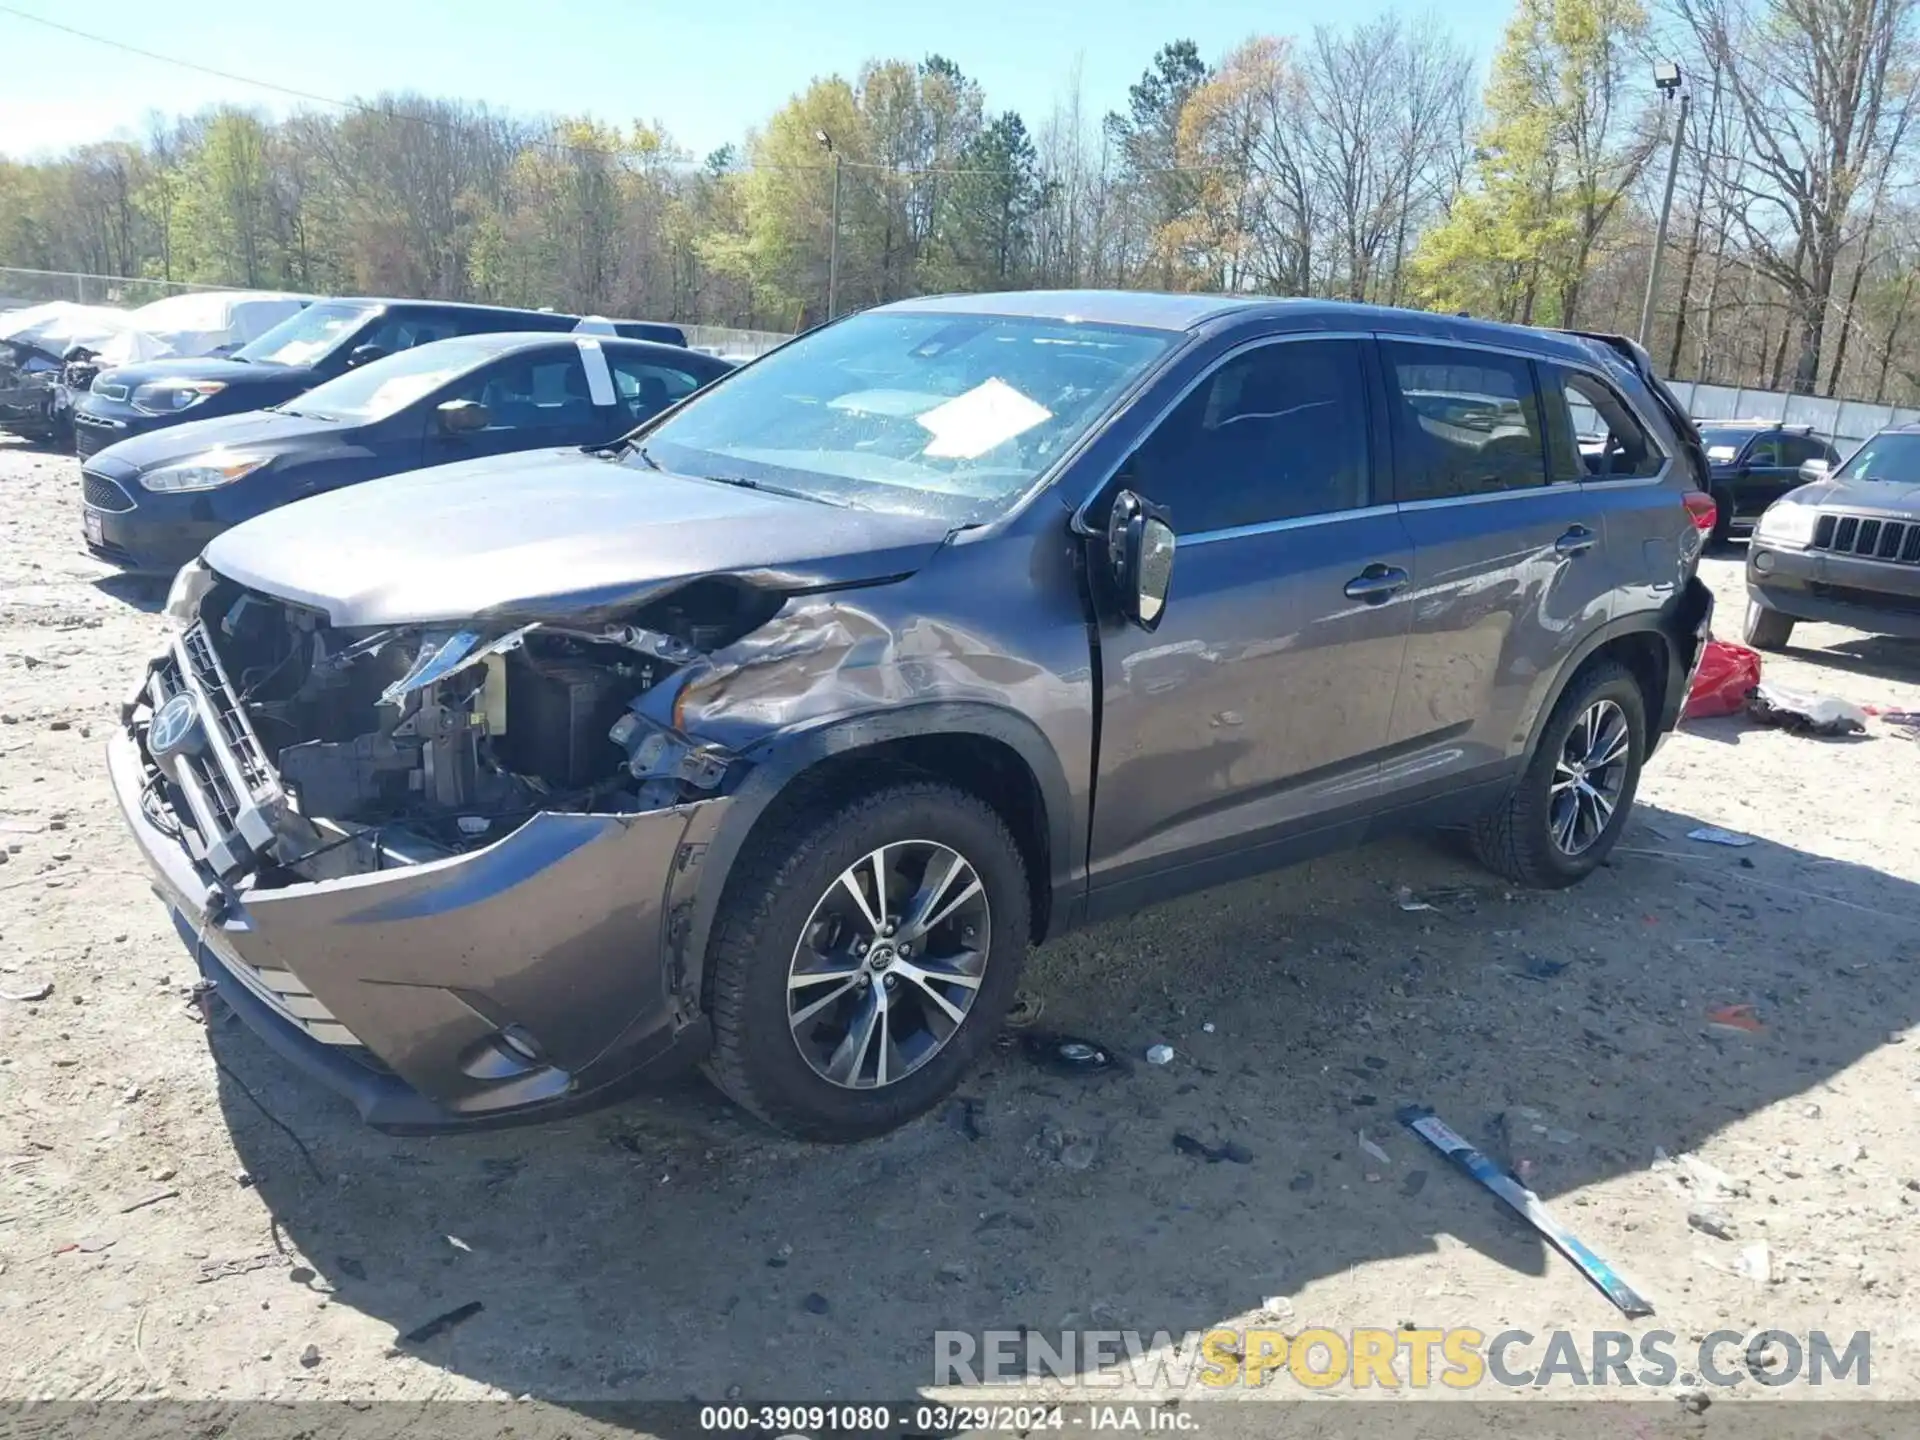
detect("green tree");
top-left (1410, 0), bottom-right (1653, 326)
top-left (925, 111), bottom-right (1046, 287)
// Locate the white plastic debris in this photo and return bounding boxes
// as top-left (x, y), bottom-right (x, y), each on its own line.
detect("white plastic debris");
top-left (1735, 1243), bottom-right (1773, 1285)
top-left (1145, 1044), bottom-right (1175, 1066)
top-left (1358, 1131), bottom-right (1392, 1166)
top-left (1688, 826), bottom-right (1756, 847)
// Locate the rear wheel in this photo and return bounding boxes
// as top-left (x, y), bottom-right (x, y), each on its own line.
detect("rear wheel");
top-left (703, 780), bottom-right (1029, 1141)
top-left (1469, 660), bottom-right (1646, 888)
top-left (1743, 599), bottom-right (1794, 651)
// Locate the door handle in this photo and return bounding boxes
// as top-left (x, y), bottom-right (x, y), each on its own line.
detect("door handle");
top-left (1555, 525), bottom-right (1596, 557)
top-left (1344, 563), bottom-right (1411, 602)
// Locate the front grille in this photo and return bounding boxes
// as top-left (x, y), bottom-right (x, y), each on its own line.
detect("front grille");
top-left (142, 622), bottom-right (287, 879)
top-left (74, 410), bottom-right (120, 429)
top-left (92, 382), bottom-right (129, 402)
top-left (181, 624), bottom-right (277, 797)
top-left (1811, 510), bottom-right (1920, 566)
top-left (82, 470), bottom-right (134, 512)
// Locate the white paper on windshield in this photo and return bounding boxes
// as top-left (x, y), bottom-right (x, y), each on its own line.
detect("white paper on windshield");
top-left (917, 378), bottom-right (1052, 460)
top-left (366, 370), bottom-right (461, 416)
top-left (1706, 445), bottom-right (1738, 463)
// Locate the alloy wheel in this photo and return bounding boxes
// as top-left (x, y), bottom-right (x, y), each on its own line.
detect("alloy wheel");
top-left (1549, 698), bottom-right (1631, 856)
top-left (786, 840), bottom-right (992, 1089)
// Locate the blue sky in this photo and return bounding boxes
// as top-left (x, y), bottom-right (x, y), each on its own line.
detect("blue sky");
top-left (0, 0), bottom-right (1514, 162)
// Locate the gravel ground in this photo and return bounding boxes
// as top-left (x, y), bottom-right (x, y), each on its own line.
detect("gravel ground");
top-left (3, 433), bottom-right (1919, 1418)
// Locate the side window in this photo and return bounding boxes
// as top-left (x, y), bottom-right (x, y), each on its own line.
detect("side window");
top-left (605, 353), bottom-right (705, 424)
top-left (1780, 434), bottom-right (1825, 466)
top-left (1126, 338), bottom-right (1371, 536)
top-left (447, 350), bottom-right (595, 431)
top-left (1546, 367), bottom-right (1665, 481)
top-left (1383, 342), bottom-right (1547, 500)
top-left (1745, 433), bottom-right (1785, 467)
top-left (362, 311), bottom-right (462, 355)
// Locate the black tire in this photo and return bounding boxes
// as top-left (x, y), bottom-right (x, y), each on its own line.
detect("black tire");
top-left (1469, 659), bottom-right (1647, 889)
top-left (1743, 599), bottom-right (1794, 651)
top-left (1708, 490), bottom-right (1735, 549)
top-left (702, 779), bottom-right (1029, 1141)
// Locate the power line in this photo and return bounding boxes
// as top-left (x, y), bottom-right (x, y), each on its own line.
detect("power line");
top-left (0, 2), bottom-right (1239, 180)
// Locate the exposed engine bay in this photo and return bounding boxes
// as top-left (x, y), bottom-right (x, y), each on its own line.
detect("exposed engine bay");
top-left (140, 570), bottom-right (783, 889)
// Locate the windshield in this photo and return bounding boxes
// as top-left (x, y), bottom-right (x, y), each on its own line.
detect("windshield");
top-left (284, 338), bottom-right (500, 423)
top-left (1698, 426), bottom-right (1759, 463)
top-left (1833, 432), bottom-right (1920, 483)
top-left (629, 310), bottom-right (1179, 521)
top-left (234, 301), bottom-right (376, 367)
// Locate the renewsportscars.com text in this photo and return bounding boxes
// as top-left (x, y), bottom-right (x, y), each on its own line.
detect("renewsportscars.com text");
top-left (934, 1327), bottom-right (1872, 1390)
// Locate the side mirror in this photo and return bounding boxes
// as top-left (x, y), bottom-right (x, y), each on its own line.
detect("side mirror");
top-left (1798, 457), bottom-right (1831, 482)
top-left (436, 398), bottom-right (490, 435)
top-left (346, 344), bottom-right (388, 369)
top-left (1106, 489), bottom-right (1175, 632)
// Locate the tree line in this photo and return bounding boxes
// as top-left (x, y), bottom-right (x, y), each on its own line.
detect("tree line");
top-left (3, 0), bottom-right (1918, 401)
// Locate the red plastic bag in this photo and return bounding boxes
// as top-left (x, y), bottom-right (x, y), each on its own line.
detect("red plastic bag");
top-left (1682, 639), bottom-right (1762, 720)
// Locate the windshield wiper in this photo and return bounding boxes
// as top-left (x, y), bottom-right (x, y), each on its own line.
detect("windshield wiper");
top-left (697, 473), bottom-right (848, 508)
top-left (630, 444), bottom-right (662, 470)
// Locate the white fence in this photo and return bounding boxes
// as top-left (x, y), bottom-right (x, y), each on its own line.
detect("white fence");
top-left (1672, 379), bottom-right (1920, 451)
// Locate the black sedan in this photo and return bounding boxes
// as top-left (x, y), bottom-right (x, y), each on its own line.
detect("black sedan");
top-left (71, 297), bottom-right (583, 460)
top-left (81, 332), bottom-right (733, 573)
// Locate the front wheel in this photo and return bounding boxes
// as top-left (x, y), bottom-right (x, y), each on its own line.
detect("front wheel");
top-left (1743, 599), bottom-right (1794, 651)
top-left (1469, 660), bottom-right (1647, 888)
top-left (702, 780), bottom-right (1030, 1141)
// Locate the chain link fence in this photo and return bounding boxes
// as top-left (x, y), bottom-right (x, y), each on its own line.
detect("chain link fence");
top-left (0, 266), bottom-right (227, 310)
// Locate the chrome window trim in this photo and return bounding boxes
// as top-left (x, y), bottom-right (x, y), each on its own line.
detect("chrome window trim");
top-left (1068, 329), bottom-right (1377, 532)
top-left (1183, 501), bottom-right (1400, 547)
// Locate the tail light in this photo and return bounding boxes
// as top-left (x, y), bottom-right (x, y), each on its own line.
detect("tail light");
top-left (1683, 491), bottom-right (1718, 533)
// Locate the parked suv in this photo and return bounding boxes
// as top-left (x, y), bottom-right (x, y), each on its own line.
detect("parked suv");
top-left (72, 298), bottom-right (580, 459)
top-left (1744, 423), bottom-right (1920, 648)
top-left (1698, 420), bottom-right (1841, 546)
top-left (108, 293), bottom-right (1713, 1141)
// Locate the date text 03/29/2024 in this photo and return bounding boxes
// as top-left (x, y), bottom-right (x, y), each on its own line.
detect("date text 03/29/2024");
top-left (696, 1404), bottom-right (1192, 1432)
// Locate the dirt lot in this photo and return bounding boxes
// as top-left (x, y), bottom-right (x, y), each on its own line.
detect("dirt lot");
top-left (4, 433), bottom-right (1920, 1418)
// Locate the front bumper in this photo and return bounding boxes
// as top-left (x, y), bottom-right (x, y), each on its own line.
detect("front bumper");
top-left (108, 632), bottom-right (726, 1132)
top-left (72, 396), bottom-right (176, 459)
top-left (1747, 542), bottom-right (1920, 639)
top-left (80, 464), bottom-right (224, 574)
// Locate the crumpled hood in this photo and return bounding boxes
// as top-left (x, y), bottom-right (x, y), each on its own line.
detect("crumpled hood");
top-left (204, 446), bottom-right (955, 627)
top-left (82, 408), bottom-right (342, 475)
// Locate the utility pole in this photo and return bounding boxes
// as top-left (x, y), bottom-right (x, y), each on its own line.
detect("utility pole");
top-left (816, 129), bottom-right (841, 320)
top-left (1639, 61), bottom-right (1690, 351)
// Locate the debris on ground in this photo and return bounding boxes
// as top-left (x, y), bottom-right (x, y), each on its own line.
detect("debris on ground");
top-left (117, 1187), bottom-right (179, 1214)
top-left (1705, 1002), bottom-right (1765, 1035)
top-left (1019, 1031), bottom-right (1124, 1076)
top-left (1681, 639), bottom-right (1762, 719)
top-left (1172, 1132), bottom-right (1253, 1165)
top-left (945, 1096), bottom-right (985, 1141)
top-left (1688, 826), bottom-right (1756, 847)
top-left (1145, 1043), bottom-right (1175, 1066)
top-left (1357, 1131), bottom-right (1393, 1166)
top-left (1400, 1105), bottom-right (1655, 1318)
top-left (399, 1300), bottom-right (484, 1344)
top-left (445, 1234), bottom-right (472, 1253)
top-left (802, 1293), bottom-right (831, 1315)
top-left (0, 979), bottom-right (52, 1002)
top-left (299, 1344), bottom-right (322, 1368)
top-left (1003, 991), bottom-right (1044, 1028)
top-left (1687, 1207), bottom-right (1735, 1241)
top-left (1747, 682), bottom-right (1869, 737)
top-left (1735, 1243), bottom-right (1773, 1285)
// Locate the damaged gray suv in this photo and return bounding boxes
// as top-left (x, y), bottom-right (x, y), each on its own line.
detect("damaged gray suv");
top-left (111, 292), bottom-right (1714, 1140)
